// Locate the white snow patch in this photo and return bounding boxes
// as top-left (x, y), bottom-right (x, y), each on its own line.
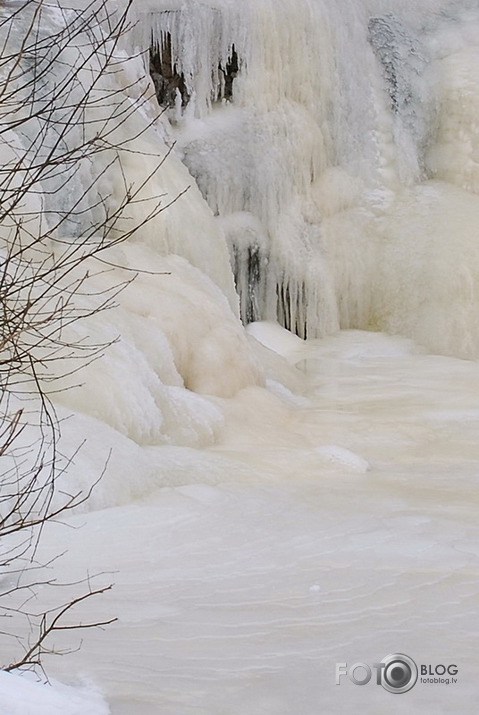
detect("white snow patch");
top-left (0, 672), bottom-right (109, 715)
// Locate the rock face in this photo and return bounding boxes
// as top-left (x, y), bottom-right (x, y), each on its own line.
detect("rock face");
top-left (148, 20), bottom-right (239, 110)
top-left (219, 45), bottom-right (239, 102)
top-left (367, 13), bottom-right (427, 114)
top-left (149, 33), bottom-right (189, 109)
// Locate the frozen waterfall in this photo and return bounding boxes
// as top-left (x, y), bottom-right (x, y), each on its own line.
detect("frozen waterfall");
top-left (125, 0), bottom-right (479, 355)
top-left (1, 1), bottom-right (479, 714)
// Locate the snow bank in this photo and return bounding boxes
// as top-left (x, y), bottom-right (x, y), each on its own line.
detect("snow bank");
top-left (0, 671), bottom-right (109, 715)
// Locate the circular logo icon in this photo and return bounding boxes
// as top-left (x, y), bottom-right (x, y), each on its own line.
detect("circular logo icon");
top-left (379, 653), bottom-right (418, 694)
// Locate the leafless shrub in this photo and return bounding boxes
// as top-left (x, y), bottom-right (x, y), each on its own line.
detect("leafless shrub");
top-left (0, 0), bottom-right (177, 671)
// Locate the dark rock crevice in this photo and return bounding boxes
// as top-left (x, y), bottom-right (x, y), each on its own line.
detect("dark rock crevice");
top-left (277, 281), bottom-right (308, 339)
top-left (149, 32), bottom-right (240, 110)
top-left (231, 243), bottom-right (264, 326)
top-left (149, 33), bottom-right (189, 109)
top-left (217, 45), bottom-right (239, 103)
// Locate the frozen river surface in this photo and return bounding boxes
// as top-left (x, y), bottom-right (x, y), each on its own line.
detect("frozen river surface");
top-left (26, 328), bottom-right (478, 715)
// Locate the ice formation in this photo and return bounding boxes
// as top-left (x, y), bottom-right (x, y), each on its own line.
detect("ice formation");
top-left (124, 0), bottom-right (479, 355)
top-left (4, 0), bottom-right (479, 456)
top-left (2, 0), bottom-right (479, 711)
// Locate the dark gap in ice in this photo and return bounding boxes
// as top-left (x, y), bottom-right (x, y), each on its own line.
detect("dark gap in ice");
top-left (149, 32), bottom-right (190, 109)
